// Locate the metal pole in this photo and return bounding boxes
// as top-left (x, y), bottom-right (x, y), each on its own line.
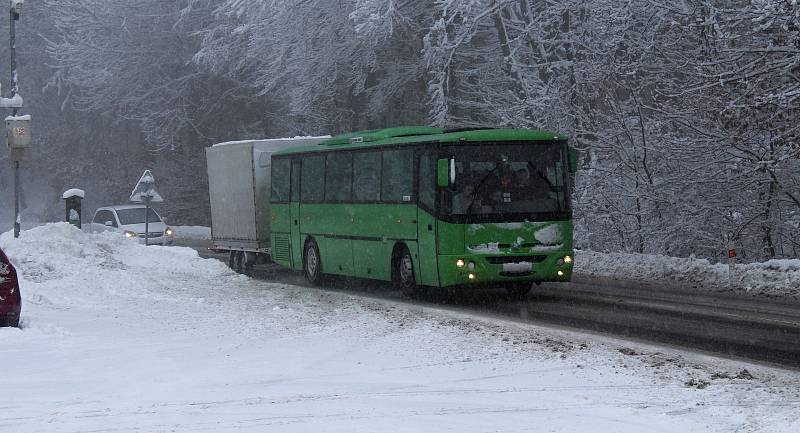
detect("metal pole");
top-left (10, 6), bottom-right (17, 116)
top-left (144, 199), bottom-right (150, 246)
top-left (10, 6), bottom-right (19, 238)
top-left (13, 159), bottom-right (19, 237)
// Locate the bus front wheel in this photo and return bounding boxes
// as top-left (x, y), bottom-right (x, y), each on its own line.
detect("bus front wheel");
top-left (393, 245), bottom-right (420, 297)
top-left (304, 240), bottom-right (323, 285)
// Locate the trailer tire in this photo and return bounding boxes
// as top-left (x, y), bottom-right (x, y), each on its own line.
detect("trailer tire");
top-left (243, 252), bottom-right (256, 276)
top-left (229, 250), bottom-right (244, 274)
top-left (303, 239), bottom-right (323, 285)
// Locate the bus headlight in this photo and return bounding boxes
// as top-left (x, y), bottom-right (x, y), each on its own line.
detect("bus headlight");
top-left (468, 273), bottom-right (476, 280)
top-left (468, 261), bottom-right (475, 270)
top-left (557, 270), bottom-right (565, 277)
top-left (124, 231), bottom-right (136, 239)
top-left (557, 258), bottom-right (564, 266)
top-left (564, 255), bottom-right (573, 264)
top-left (456, 259), bottom-right (465, 268)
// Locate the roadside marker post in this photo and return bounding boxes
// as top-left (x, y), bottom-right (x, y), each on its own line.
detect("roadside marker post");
top-left (129, 170), bottom-right (163, 246)
top-left (727, 246), bottom-right (736, 288)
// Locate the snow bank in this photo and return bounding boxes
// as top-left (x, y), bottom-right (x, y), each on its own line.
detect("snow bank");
top-left (1, 224), bottom-right (798, 432)
top-left (576, 250), bottom-right (800, 299)
top-left (0, 223), bottom-right (234, 307)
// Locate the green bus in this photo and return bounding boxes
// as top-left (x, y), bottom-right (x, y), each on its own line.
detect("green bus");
top-left (268, 126), bottom-right (576, 297)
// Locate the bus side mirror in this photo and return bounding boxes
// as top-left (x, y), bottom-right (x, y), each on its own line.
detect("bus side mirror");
top-left (437, 159), bottom-right (450, 187)
top-left (568, 147), bottom-right (578, 173)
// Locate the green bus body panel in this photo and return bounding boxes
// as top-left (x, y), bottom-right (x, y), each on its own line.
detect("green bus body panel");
top-left (298, 203), bottom-right (419, 280)
top-left (324, 126), bottom-right (443, 145)
top-left (273, 127), bottom-right (567, 157)
top-left (417, 209), bottom-right (440, 286)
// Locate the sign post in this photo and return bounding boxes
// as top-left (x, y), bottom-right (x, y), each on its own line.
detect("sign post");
top-left (727, 241), bottom-right (736, 288)
top-left (129, 170), bottom-right (163, 246)
top-left (4, 0), bottom-right (28, 238)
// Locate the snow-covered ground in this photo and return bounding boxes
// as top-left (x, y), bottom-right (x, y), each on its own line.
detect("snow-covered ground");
top-left (576, 250), bottom-right (800, 300)
top-left (1, 224), bottom-right (798, 432)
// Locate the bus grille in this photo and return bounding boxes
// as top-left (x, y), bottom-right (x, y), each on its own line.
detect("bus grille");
top-left (272, 236), bottom-right (291, 262)
top-left (486, 255), bottom-right (547, 264)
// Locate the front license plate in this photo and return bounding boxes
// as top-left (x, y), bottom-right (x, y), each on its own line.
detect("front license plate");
top-left (502, 262), bottom-right (533, 273)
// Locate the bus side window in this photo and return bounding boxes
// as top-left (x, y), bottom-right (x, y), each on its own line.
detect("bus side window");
top-left (353, 152), bottom-right (381, 202)
top-left (381, 149), bottom-right (413, 202)
top-left (418, 152), bottom-right (436, 210)
top-left (270, 158), bottom-right (291, 203)
top-left (301, 155), bottom-right (325, 202)
top-left (325, 153), bottom-right (353, 202)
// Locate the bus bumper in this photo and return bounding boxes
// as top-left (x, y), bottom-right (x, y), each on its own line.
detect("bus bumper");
top-left (436, 251), bottom-right (574, 288)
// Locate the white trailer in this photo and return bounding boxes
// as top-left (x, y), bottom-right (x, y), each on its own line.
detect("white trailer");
top-left (205, 137), bottom-right (329, 273)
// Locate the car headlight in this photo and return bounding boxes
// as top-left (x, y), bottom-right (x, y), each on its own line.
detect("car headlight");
top-left (165, 227), bottom-right (173, 237)
top-left (124, 231), bottom-right (136, 239)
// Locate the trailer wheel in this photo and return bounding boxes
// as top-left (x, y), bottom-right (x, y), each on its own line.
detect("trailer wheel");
top-left (243, 252), bottom-right (256, 277)
top-left (229, 250), bottom-right (244, 274)
top-left (303, 239), bottom-right (323, 285)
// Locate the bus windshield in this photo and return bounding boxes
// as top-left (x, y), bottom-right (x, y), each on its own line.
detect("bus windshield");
top-left (443, 143), bottom-right (569, 219)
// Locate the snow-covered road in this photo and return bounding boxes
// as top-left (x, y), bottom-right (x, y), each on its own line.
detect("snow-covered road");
top-left (1, 224), bottom-right (798, 432)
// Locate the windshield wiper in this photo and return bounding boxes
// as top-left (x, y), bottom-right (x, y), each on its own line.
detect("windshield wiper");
top-left (464, 166), bottom-right (500, 215)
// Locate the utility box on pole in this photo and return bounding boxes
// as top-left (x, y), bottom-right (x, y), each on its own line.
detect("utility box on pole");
top-left (62, 188), bottom-right (84, 229)
top-left (6, 114), bottom-right (30, 148)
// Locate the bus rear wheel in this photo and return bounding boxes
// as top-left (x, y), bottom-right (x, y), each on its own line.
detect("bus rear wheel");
top-left (304, 240), bottom-right (323, 285)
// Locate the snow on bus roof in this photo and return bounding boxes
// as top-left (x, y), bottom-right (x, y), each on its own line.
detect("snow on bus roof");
top-left (212, 136), bottom-right (331, 147)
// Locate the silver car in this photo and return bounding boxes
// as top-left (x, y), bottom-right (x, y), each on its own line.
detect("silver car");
top-left (89, 205), bottom-right (174, 245)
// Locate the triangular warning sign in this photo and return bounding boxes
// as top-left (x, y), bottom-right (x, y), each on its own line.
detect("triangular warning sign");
top-left (130, 170), bottom-right (164, 203)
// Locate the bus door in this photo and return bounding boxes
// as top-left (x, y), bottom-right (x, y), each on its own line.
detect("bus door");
top-left (416, 151), bottom-right (440, 286)
top-left (290, 159), bottom-right (302, 269)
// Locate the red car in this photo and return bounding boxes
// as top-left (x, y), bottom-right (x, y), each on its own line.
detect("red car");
top-left (0, 247), bottom-right (21, 327)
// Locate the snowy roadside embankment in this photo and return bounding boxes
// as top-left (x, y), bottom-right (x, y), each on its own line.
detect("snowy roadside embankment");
top-left (1, 224), bottom-right (798, 432)
top-left (576, 250), bottom-right (800, 300)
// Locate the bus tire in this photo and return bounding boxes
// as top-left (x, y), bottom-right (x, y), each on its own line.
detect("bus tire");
top-left (393, 245), bottom-right (419, 297)
top-left (303, 239), bottom-right (323, 285)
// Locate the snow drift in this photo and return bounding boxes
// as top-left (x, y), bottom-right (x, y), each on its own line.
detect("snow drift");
top-left (576, 250), bottom-right (800, 299)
